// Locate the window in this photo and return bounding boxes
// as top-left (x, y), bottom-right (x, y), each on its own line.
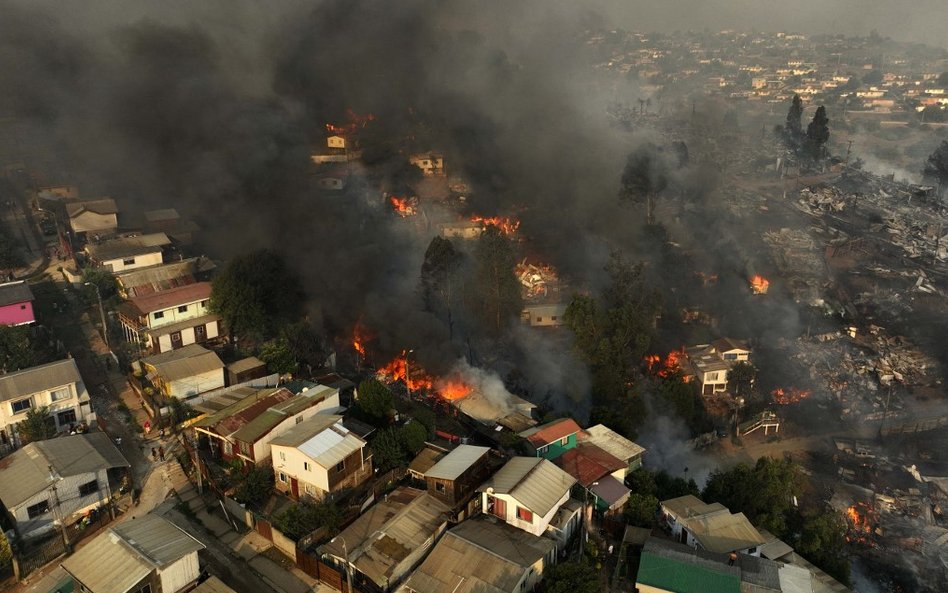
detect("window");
top-left (78, 480), bottom-right (99, 497)
top-left (223, 442), bottom-right (233, 455)
top-left (747, 547), bottom-right (757, 554)
top-left (57, 409), bottom-right (77, 426)
top-left (50, 388), bottom-right (71, 402)
top-left (11, 398), bottom-right (31, 414)
top-left (724, 353), bottom-right (737, 361)
top-left (538, 445), bottom-right (548, 455)
top-left (707, 372), bottom-right (721, 381)
top-left (551, 316), bottom-right (557, 321)
top-left (335, 460), bottom-right (345, 472)
top-left (517, 507), bottom-right (534, 522)
top-left (195, 325), bottom-right (206, 340)
top-left (559, 437), bottom-right (569, 446)
top-left (27, 500), bottom-right (50, 519)
top-left (153, 311), bottom-right (165, 320)
top-left (536, 317), bottom-right (542, 322)
top-left (279, 452), bottom-right (286, 461)
top-left (304, 462), bottom-right (311, 472)
top-left (435, 482), bottom-right (446, 494)
top-left (240, 441), bottom-right (250, 454)
top-left (200, 299), bottom-right (209, 308)
top-left (178, 305), bottom-right (188, 313)
top-left (279, 473), bottom-right (286, 483)
top-left (295, 416), bottom-right (304, 424)
top-left (20, 304), bottom-right (25, 310)
top-left (122, 257), bottom-right (136, 266)
top-left (139, 584), bottom-right (152, 593)
top-left (170, 331), bottom-right (182, 345)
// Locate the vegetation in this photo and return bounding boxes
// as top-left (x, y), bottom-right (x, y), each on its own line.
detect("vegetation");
top-left (470, 226), bottom-right (522, 334)
top-left (785, 94), bottom-right (804, 143)
top-left (232, 465), bottom-right (274, 510)
top-left (420, 236), bottom-right (464, 338)
top-left (370, 419), bottom-right (429, 471)
top-left (272, 499), bottom-right (342, 541)
top-left (727, 361), bottom-right (756, 397)
top-left (0, 325), bottom-right (37, 372)
top-left (399, 419), bottom-right (428, 455)
top-left (0, 529), bottom-right (12, 573)
top-left (654, 374), bottom-right (710, 435)
top-left (924, 140), bottom-right (948, 190)
top-left (620, 142), bottom-right (670, 224)
top-left (279, 321), bottom-right (327, 373)
top-left (17, 406), bottom-right (55, 443)
top-left (258, 336), bottom-right (298, 375)
top-left (210, 249), bottom-right (304, 342)
top-left (80, 266), bottom-right (117, 302)
top-left (0, 224), bottom-right (24, 274)
top-left (543, 559), bottom-right (601, 593)
top-left (805, 105), bottom-right (830, 160)
top-left (353, 379), bottom-right (395, 426)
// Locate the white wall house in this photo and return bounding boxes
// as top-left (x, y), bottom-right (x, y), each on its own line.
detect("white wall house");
top-left (140, 344), bottom-right (226, 399)
top-left (0, 433), bottom-right (128, 538)
top-left (0, 359), bottom-right (93, 448)
top-left (85, 233), bottom-right (170, 272)
top-left (118, 282), bottom-right (220, 354)
top-left (661, 495), bottom-right (765, 556)
top-left (478, 457), bottom-right (577, 538)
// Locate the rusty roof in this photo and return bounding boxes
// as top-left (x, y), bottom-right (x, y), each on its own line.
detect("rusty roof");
top-left (127, 282), bottom-right (211, 314)
top-left (556, 443), bottom-right (626, 487)
top-left (518, 417), bottom-right (583, 447)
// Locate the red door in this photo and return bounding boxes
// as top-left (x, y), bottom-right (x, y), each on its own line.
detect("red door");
top-left (291, 477), bottom-right (300, 499)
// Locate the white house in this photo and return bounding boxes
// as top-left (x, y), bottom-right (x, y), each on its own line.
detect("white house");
top-left (271, 414), bottom-right (372, 501)
top-left (0, 359), bottom-right (93, 448)
top-left (85, 233), bottom-right (170, 272)
top-left (62, 513), bottom-right (205, 593)
top-left (0, 433), bottom-right (128, 538)
top-left (683, 338), bottom-right (752, 396)
top-left (711, 338), bottom-right (752, 362)
top-left (118, 282), bottom-right (220, 354)
top-left (661, 495), bottom-right (766, 556)
top-left (409, 152), bottom-right (445, 176)
top-left (139, 344), bottom-right (226, 399)
top-left (65, 198), bottom-right (118, 236)
top-left (478, 457), bottom-right (577, 538)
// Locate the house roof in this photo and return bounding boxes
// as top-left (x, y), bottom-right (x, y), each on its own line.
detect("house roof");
top-left (142, 344), bottom-right (224, 383)
top-left (581, 424), bottom-right (645, 463)
top-left (711, 337), bottom-right (750, 354)
top-left (66, 198), bottom-right (118, 217)
top-left (663, 495), bottom-right (765, 554)
top-left (556, 443), bottom-right (626, 487)
top-left (86, 233), bottom-right (170, 262)
top-left (0, 358), bottom-right (82, 403)
top-left (478, 457), bottom-right (576, 517)
top-left (143, 208), bottom-right (180, 223)
top-left (0, 281), bottom-right (34, 307)
top-left (589, 475), bottom-right (631, 508)
top-left (270, 414), bottom-right (365, 469)
top-left (230, 386), bottom-right (338, 444)
top-left (637, 538), bottom-right (740, 593)
top-left (518, 418), bottom-right (582, 448)
top-left (424, 445), bottom-right (489, 481)
top-left (320, 488), bottom-right (450, 588)
top-left (62, 514), bottom-right (204, 593)
top-left (408, 446), bottom-right (447, 477)
top-left (115, 257), bottom-right (215, 294)
top-left (227, 357), bottom-right (265, 375)
top-left (402, 518), bottom-right (554, 593)
top-left (192, 576), bottom-right (238, 593)
top-left (451, 390), bottom-right (536, 425)
top-left (127, 282), bottom-right (212, 315)
top-left (0, 433), bottom-right (128, 509)
top-left (758, 528), bottom-right (795, 561)
top-left (685, 345), bottom-right (730, 373)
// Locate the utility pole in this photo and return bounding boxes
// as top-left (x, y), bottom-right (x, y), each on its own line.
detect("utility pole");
top-left (48, 467), bottom-right (71, 551)
top-left (84, 282), bottom-right (109, 352)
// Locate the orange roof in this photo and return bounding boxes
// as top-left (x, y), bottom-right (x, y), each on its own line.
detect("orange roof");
top-left (128, 282), bottom-right (212, 314)
top-left (520, 418), bottom-right (583, 447)
top-left (556, 443), bottom-right (626, 487)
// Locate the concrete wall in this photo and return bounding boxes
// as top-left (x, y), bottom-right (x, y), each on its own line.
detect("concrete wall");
top-left (102, 251), bottom-right (163, 273)
top-left (272, 527), bottom-right (298, 561)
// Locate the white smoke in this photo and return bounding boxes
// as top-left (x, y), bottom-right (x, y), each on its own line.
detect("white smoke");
top-left (449, 358), bottom-right (516, 417)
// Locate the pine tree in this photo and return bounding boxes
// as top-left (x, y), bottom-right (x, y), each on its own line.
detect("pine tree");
top-left (806, 105), bottom-right (830, 160)
top-left (785, 94), bottom-right (804, 140)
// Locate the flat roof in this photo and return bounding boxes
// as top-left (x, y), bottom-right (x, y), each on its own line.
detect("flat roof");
top-left (582, 424), bottom-right (646, 462)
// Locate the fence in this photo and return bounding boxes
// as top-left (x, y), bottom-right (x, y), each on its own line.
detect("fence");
top-left (13, 533), bottom-right (67, 579)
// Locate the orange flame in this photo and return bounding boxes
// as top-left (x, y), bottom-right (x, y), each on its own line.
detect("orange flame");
top-left (377, 353), bottom-right (434, 392)
top-left (750, 275), bottom-right (770, 295)
top-left (326, 109), bottom-right (376, 136)
top-left (390, 196), bottom-right (416, 217)
top-left (645, 349), bottom-right (690, 381)
top-left (352, 322), bottom-right (374, 358)
top-left (471, 215), bottom-right (520, 236)
top-left (771, 387), bottom-right (810, 404)
top-left (436, 380), bottom-right (473, 400)
top-left (845, 503), bottom-right (874, 535)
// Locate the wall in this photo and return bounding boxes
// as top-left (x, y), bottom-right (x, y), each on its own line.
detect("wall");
top-left (534, 433), bottom-right (576, 460)
top-left (148, 299), bottom-right (211, 329)
top-left (272, 527), bottom-right (298, 561)
top-left (0, 380), bottom-right (89, 441)
top-left (103, 251), bottom-right (163, 273)
top-left (273, 445), bottom-right (331, 493)
top-left (153, 319), bottom-right (219, 354)
top-left (12, 468), bottom-right (111, 538)
top-left (167, 368), bottom-right (225, 399)
top-left (250, 392), bottom-right (341, 463)
top-left (0, 301), bottom-right (34, 326)
top-left (159, 551), bottom-right (200, 593)
top-left (485, 490), bottom-right (569, 537)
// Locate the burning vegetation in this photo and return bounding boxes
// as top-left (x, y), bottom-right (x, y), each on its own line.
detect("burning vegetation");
top-left (389, 195), bottom-right (418, 217)
top-left (470, 214), bottom-right (520, 236)
top-left (325, 108), bottom-right (376, 136)
top-left (750, 275), bottom-right (770, 295)
top-left (771, 387), bottom-right (811, 405)
top-left (645, 349), bottom-right (690, 380)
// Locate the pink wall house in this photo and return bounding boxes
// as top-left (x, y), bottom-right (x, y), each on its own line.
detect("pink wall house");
top-left (0, 282), bottom-right (35, 326)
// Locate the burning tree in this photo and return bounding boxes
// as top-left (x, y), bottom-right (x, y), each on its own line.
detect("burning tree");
top-left (389, 195), bottom-right (417, 217)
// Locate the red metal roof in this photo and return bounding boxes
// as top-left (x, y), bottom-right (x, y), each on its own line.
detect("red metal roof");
top-left (128, 282), bottom-right (212, 314)
top-left (214, 388), bottom-right (295, 435)
top-left (556, 443), bottom-right (626, 487)
top-left (523, 418), bottom-right (583, 447)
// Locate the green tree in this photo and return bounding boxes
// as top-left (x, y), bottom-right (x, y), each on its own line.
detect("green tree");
top-left (626, 467), bottom-right (657, 496)
top-left (653, 470), bottom-right (699, 500)
top-left (354, 379), bottom-right (395, 426)
top-left (470, 226), bottom-right (521, 334)
top-left (371, 428), bottom-right (407, 471)
top-left (655, 374), bottom-right (708, 434)
top-left (0, 529), bottom-right (11, 573)
top-left (210, 250), bottom-right (304, 342)
top-left (272, 499), bottom-right (342, 541)
top-left (169, 397), bottom-right (196, 429)
top-left (805, 105), bottom-right (830, 160)
top-left (797, 511), bottom-right (851, 586)
top-left (233, 465), bottom-right (273, 510)
top-left (924, 140), bottom-right (948, 190)
top-left (80, 266), bottom-right (117, 302)
top-left (280, 321), bottom-right (326, 373)
top-left (620, 143), bottom-right (669, 224)
top-left (625, 493), bottom-right (659, 528)
top-left (0, 325), bottom-right (36, 372)
top-left (258, 336), bottom-right (298, 375)
top-left (785, 94), bottom-right (804, 141)
top-left (703, 456), bottom-right (800, 538)
top-left (420, 236), bottom-right (464, 338)
top-left (727, 361), bottom-right (756, 396)
top-left (17, 406), bottom-right (55, 443)
top-left (544, 559), bottom-right (601, 593)
top-left (0, 226), bottom-right (24, 273)
top-left (399, 419), bottom-right (428, 455)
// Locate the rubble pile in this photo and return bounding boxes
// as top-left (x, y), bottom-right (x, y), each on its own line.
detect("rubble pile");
top-left (761, 227), bottom-right (827, 303)
top-left (516, 258), bottom-right (560, 300)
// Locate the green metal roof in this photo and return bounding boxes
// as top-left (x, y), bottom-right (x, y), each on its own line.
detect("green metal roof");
top-left (636, 550), bottom-right (740, 593)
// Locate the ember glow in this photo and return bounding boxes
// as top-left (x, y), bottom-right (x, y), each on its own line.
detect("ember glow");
top-left (325, 108), bottom-right (376, 136)
top-left (845, 502), bottom-right (877, 545)
top-left (436, 379), bottom-right (474, 400)
top-left (377, 353), bottom-right (434, 392)
top-left (389, 195), bottom-right (417, 217)
top-left (471, 214), bottom-right (520, 236)
top-left (771, 387), bottom-right (811, 404)
top-left (750, 275), bottom-right (770, 295)
top-left (645, 349), bottom-right (690, 380)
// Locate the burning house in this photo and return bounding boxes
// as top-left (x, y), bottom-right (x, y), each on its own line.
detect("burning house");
top-left (680, 338), bottom-right (752, 395)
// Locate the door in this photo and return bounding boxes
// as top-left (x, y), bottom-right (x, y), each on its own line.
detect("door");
top-left (291, 477), bottom-right (300, 499)
top-left (487, 495), bottom-right (506, 519)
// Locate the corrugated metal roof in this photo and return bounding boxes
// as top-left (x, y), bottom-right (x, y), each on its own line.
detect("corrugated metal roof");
top-left (319, 488), bottom-right (449, 588)
top-left (556, 443), bottom-right (626, 487)
top-left (408, 447), bottom-right (446, 477)
top-left (228, 387), bottom-right (338, 444)
top-left (778, 564), bottom-right (815, 593)
top-left (0, 358), bottom-right (82, 403)
top-left (128, 282), bottom-right (212, 315)
top-left (62, 514), bottom-right (204, 593)
top-left (270, 414), bottom-right (365, 468)
top-left (0, 432), bottom-right (129, 508)
top-left (66, 198), bottom-right (118, 217)
top-left (86, 233), bottom-right (170, 261)
top-left (589, 475), bottom-right (631, 507)
top-left (478, 457), bottom-right (576, 517)
top-left (424, 445), bottom-right (489, 481)
top-left (0, 281), bottom-right (33, 307)
top-left (227, 357), bottom-right (265, 374)
top-left (638, 538), bottom-right (741, 593)
top-left (582, 424), bottom-right (645, 462)
top-left (518, 418), bottom-right (582, 447)
top-left (402, 519), bottom-right (554, 593)
top-left (662, 494), bottom-right (727, 520)
top-left (142, 344), bottom-right (224, 383)
top-left (681, 510), bottom-right (765, 554)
